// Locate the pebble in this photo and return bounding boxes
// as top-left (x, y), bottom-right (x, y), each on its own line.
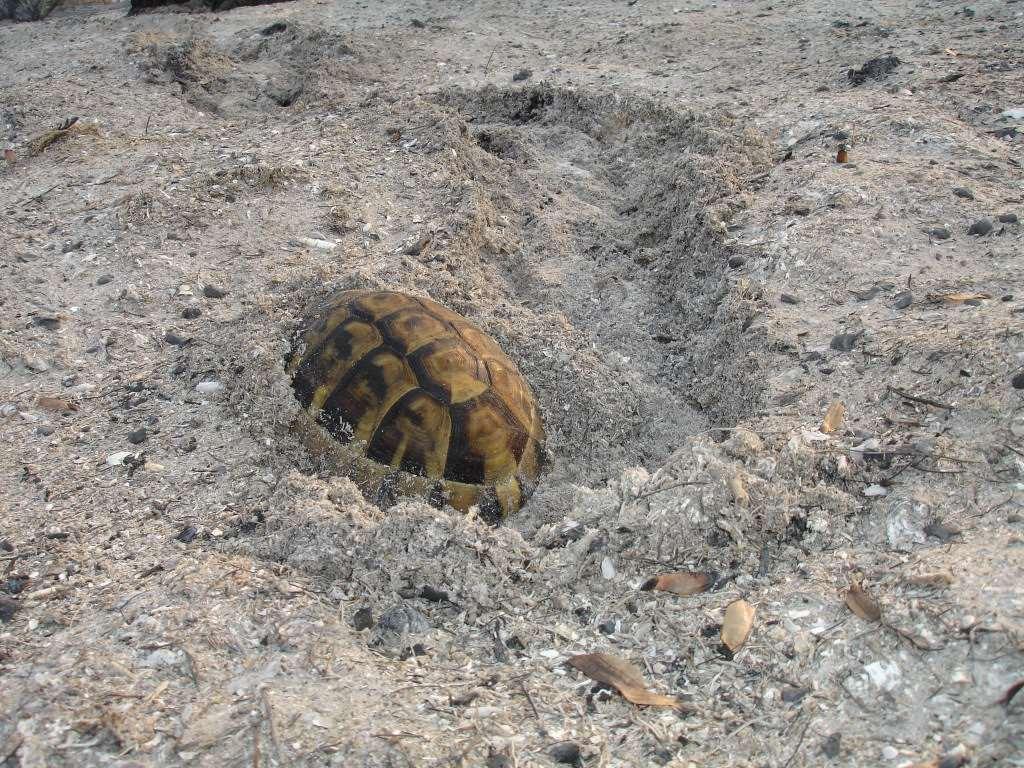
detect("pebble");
top-left (781, 686), bottom-right (809, 704)
top-left (968, 218), bottom-right (993, 236)
top-left (728, 255), bottom-right (746, 268)
top-left (0, 404), bottom-right (17, 417)
top-left (62, 239), bottom-right (83, 253)
top-left (780, 293), bottom-right (800, 305)
top-left (821, 732), bottom-right (841, 758)
top-left (830, 332), bottom-right (861, 352)
top-left (175, 525), bottom-right (199, 543)
top-left (549, 742), bottom-right (581, 765)
top-left (352, 606), bottom-right (374, 630)
top-left (164, 331), bottom-right (189, 346)
top-left (376, 603), bottom-right (430, 636)
top-left (600, 556), bottom-right (616, 579)
top-left (24, 356), bottom-right (49, 373)
top-left (127, 427), bottom-right (148, 445)
top-left (96, 274), bottom-right (114, 286)
top-left (182, 306), bottom-right (202, 320)
top-left (892, 290), bottom-right (913, 309)
top-left (294, 236), bottom-right (337, 251)
top-left (952, 186), bottom-right (975, 200)
top-left (195, 381), bottom-right (224, 394)
top-left (1011, 372), bottom-right (1024, 390)
top-left (203, 284), bottom-right (228, 299)
top-left (928, 226), bottom-right (951, 240)
top-left (35, 425), bottom-right (55, 437)
top-left (0, 596), bottom-right (19, 623)
top-left (881, 745), bottom-right (899, 760)
top-left (998, 212), bottom-right (1018, 224)
top-left (512, 68), bottom-right (533, 82)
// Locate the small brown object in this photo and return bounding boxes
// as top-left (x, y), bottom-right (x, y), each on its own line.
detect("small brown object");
top-left (36, 396), bottom-right (78, 413)
top-left (821, 400), bottom-right (845, 433)
top-left (3, 148), bottom-right (14, 164)
top-left (721, 599), bottom-right (755, 652)
top-left (925, 291), bottom-right (991, 305)
top-left (641, 571), bottom-right (714, 596)
top-left (728, 475), bottom-right (749, 507)
top-left (845, 577), bottom-right (881, 622)
top-left (836, 143), bottom-right (849, 163)
top-left (568, 653), bottom-right (679, 708)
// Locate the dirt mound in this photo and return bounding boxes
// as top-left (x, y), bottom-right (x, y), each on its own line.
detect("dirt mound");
top-left (132, 21), bottom-right (361, 113)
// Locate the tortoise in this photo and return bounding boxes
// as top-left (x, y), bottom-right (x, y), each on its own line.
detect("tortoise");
top-left (286, 289), bottom-right (545, 520)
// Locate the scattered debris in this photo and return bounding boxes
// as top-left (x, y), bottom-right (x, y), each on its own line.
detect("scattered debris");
top-left (848, 55), bottom-right (900, 86)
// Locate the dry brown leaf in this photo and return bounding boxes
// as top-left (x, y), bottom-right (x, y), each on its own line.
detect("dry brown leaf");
top-left (821, 400), bottom-right (845, 433)
top-left (845, 579), bottom-right (881, 622)
top-left (926, 291), bottom-right (990, 304)
top-left (36, 396), bottom-right (78, 413)
top-left (641, 571), bottom-right (714, 596)
top-left (567, 653), bottom-right (678, 708)
top-left (727, 475), bottom-right (749, 507)
top-left (721, 599), bottom-right (755, 652)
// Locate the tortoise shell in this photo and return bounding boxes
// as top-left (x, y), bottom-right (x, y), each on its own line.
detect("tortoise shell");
top-left (286, 290), bottom-right (545, 519)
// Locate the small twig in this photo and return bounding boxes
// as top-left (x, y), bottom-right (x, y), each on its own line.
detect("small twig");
top-left (519, 679), bottom-right (540, 721)
top-left (261, 687), bottom-right (288, 766)
top-left (886, 385), bottom-right (954, 411)
top-left (483, 44), bottom-right (499, 76)
top-left (782, 718), bottom-right (812, 768)
top-left (634, 480), bottom-right (708, 502)
top-left (251, 722), bottom-right (261, 768)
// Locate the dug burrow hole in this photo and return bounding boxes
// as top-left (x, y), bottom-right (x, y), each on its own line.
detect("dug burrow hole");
top-left (210, 84), bottom-right (775, 526)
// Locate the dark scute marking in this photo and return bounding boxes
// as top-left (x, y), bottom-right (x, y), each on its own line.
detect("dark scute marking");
top-left (316, 348), bottom-right (395, 445)
top-left (444, 400), bottom-right (486, 485)
top-left (366, 388), bottom-right (435, 477)
top-left (407, 336), bottom-right (464, 403)
top-left (291, 319), bottom-right (363, 409)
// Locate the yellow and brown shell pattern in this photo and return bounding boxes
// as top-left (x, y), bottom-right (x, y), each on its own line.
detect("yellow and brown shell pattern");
top-left (286, 290), bottom-right (545, 519)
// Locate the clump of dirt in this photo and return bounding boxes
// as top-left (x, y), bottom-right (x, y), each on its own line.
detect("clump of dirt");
top-left (132, 21), bottom-right (361, 114)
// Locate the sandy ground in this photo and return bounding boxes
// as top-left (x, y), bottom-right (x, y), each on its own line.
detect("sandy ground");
top-left (1, 0), bottom-right (1023, 766)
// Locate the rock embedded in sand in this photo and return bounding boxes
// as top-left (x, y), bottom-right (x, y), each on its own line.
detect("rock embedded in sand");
top-left (376, 603), bottom-right (430, 637)
top-left (968, 218), bottom-right (993, 236)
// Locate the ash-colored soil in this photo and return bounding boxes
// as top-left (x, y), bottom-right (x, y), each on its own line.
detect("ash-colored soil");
top-left (1, 1), bottom-right (1023, 766)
